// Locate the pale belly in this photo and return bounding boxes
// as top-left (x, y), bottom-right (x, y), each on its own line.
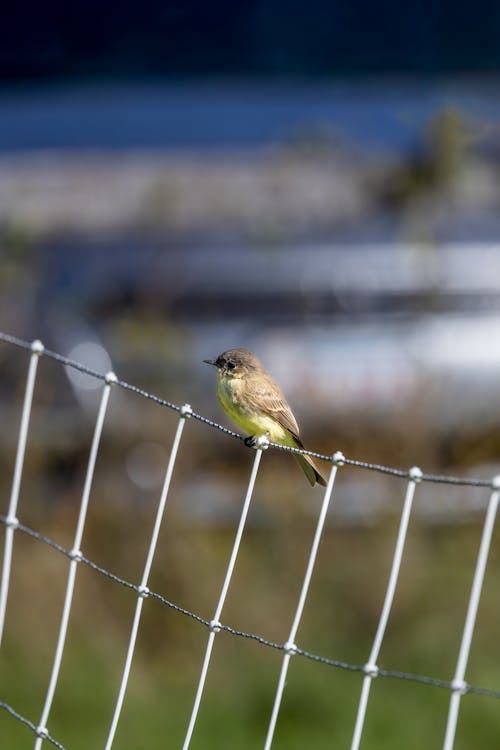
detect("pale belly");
top-left (217, 376), bottom-right (291, 443)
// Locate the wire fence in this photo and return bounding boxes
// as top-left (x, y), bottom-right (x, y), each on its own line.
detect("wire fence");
top-left (0, 330), bottom-right (499, 750)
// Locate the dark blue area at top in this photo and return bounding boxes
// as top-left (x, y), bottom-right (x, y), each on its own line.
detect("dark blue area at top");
top-left (2, 0), bottom-right (500, 80)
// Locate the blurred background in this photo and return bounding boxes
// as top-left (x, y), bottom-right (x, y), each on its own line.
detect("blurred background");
top-left (2, 1), bottom-right (500, 748)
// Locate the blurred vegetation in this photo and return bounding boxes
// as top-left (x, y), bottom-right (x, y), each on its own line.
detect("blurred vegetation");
top-left (2, 492), bottom-right (500, 748)
top-left (2, 104), bottom-right (500, 747)
top-left (380, 107), bottom-right (470, 208)
top-left (2, 105), bottom-right (496, 244)
top-left (1, 340), bottom-right (500, 748)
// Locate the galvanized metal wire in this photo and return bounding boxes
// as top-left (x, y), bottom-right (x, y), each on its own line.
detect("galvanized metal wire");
top-left (0, 330), bottom-right (499, 750)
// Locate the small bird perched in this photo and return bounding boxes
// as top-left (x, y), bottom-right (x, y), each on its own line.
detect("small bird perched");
top-left (204, 348), bottom-right (326, 487)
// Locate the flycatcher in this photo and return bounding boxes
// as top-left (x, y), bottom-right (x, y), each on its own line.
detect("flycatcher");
top-left (204, 348), bottom-right (326, 487)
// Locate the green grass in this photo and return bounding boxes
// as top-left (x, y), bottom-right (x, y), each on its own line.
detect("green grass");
top-left (3, 631), bottom-right (499, 750)
top-left (1, 519), bottom-right (500, 749)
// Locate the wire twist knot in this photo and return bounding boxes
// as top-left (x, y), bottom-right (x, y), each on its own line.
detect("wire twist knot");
top-left (363, 662), bottom-right (379, 678)
top-left (31, 339), bottom-right (44, 355)
top-left (491, 475), bottom-right (500, 491)
top-left (255, 434), bottom-right (270, 450)
top-left (5, 515), bottom-right (19, 529)
top-left (451, 679), bottom-right (468, 695)
top-left (409, 466), bottom-right (423, 483)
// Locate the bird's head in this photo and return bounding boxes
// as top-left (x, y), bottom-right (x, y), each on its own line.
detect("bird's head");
top-left (203, 348), bottom-right (262, 378)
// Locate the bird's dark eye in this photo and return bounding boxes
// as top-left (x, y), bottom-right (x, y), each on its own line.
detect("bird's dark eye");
top-left (226, 362), bottom-right (235, 371)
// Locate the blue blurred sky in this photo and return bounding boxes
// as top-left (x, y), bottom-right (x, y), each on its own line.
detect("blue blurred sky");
top-left (1, 79), bottom-right (500, 153)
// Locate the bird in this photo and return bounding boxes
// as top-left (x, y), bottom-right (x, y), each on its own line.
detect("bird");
top-left (204, 348), bottom-right (326, 486)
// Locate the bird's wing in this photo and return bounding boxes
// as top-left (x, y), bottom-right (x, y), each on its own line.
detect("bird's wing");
top-left (248, 373), bottom-right (301, 443)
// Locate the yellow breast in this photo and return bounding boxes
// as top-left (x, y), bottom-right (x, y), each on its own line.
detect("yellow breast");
top-left (216, 374), bottom-right (291, 443)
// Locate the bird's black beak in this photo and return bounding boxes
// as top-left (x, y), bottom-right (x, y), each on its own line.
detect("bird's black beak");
top-left (203, 358), bottom-right (217, 366)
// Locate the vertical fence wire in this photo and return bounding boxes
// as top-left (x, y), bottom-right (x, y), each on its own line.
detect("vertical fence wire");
top-left (34, 373), bottom-right (116, 749)
top-left (2, 334), bottom-right (500, 750)
top-left (442, 477), bottom-right (500, 750)
top-left (103, 404), bottom-right (192, 750)
top-left (0, 340), bottom-right (44, 648)
top-left (181, 441), bottom-right (266, 750)
top-left (350, 466), bottom-right (422, 750)
top-left (263, 452), bottom-right (343, 750)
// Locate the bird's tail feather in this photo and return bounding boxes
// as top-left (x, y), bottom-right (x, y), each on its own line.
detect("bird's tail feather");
top-left (294, 453), bottom-right (327, 487)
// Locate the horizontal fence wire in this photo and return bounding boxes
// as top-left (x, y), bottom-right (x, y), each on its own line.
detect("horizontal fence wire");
top-left (2, 512), bottom-right (500, 705)
top-left (0, 700), bottom-right (66, 750)
top-left (0, 330), bottom-right (495, 489)
top-left (1, 330), bottom-right (500, 750)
